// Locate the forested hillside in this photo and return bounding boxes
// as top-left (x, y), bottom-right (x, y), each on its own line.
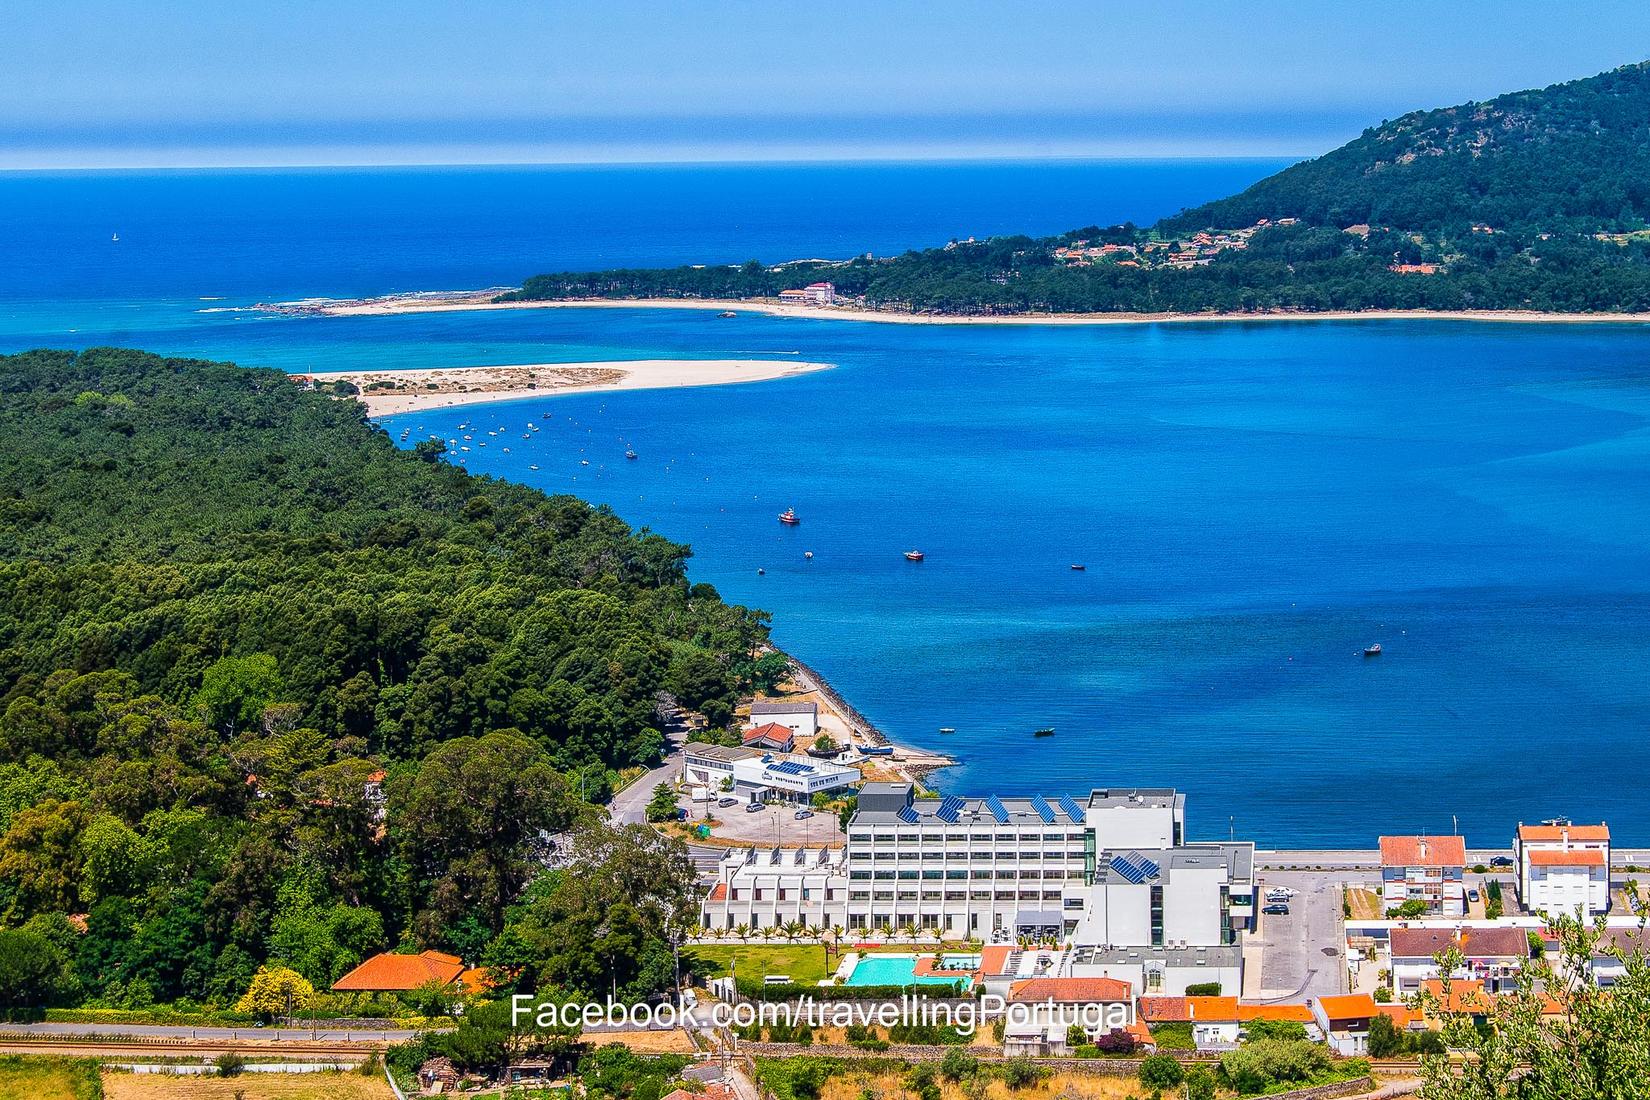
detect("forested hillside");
top-left (0, 348), bottom-right (761, 1009)
top-left (505, 61), bottom-right (1650, 316)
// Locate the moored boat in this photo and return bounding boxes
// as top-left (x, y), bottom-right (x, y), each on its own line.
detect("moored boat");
top-left (904, 549), bottom-right (925, 561)
top-left (625, 449), bottom-right (638, 460)
top-left (939, 726), bottom-right (956, 734)
top-left (778, 507), bottom-right (800, 525)
top-left (1033, 727), bottom-right (1055, 737)
top-left (1070, 564), bottom-right (1086, 571)
top-left (1364, 643), bottom-right (1382, 657)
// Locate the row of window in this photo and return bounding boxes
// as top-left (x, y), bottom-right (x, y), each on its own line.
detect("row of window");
top-left (848, 869), bottom-right (1083, 881)
top-left (849, 831), bottom-right (1085, 844)
top-left (847, 889), bottom-right (1065, 902)
top-left (848, 850), bottom-right (1081, 862)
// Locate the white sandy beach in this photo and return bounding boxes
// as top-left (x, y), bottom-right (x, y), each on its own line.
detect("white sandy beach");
top-left (295, 291), bottom-right (1650, 327)
top-left (308, 358), bottom-right (832, 417)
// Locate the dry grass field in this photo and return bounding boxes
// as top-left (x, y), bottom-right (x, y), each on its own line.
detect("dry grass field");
top-left (818, 1068), bottom-right (1145, 1100)
top-left (0, 1056), bottom-right (100, 1100)
top-left (101, 1069), bottom-right (395, 1100)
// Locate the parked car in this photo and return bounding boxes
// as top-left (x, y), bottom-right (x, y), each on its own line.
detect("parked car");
top-left (1467, 888), bottom-right (1481, 903)
top-left (744, 802), bottom-right (764, 813)
top-left (1262, 902), bottom-right (1291, 915)
top-left (794, 809), bottom-right (814, 820)
top-left (1265, 888), bottom-right (1295, 901)
top-left (1489, 856), bottom-right (1515, 868)
top-left (717, 797), bottom-right (738, 807)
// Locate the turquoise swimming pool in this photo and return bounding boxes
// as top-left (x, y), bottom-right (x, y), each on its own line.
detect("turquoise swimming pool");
top-left (844, 954), bottom-right (973, 989)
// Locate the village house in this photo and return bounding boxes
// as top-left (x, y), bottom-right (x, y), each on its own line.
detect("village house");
top-left (747, 699), bottom-right (818, 739)
top-left (1000, 976), bottom-right (1135, 1055)
top-left (1388, 926), bottom-right (1529, 994)
top-left (1311, 993), bottom-right (1379, 1056)
top-left (1379, 835), bottom-right (1466, 915)
top-left (778, 281), bottom-right (836, 306)
top-left (1514, 821), bottom-right (1610, 918)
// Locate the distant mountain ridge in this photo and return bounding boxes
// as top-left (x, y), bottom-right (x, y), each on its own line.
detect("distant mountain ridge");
top-left (1159, 61), bottom-right (1650, 235)
top-left (509, 60), bottom-right (1650, 315)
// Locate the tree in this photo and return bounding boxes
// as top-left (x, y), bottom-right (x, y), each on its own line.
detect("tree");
top-left (235, 965), bottom-right (316, 1020)
top-left (195, 654), bottom-right (283, 735)
top-left (644, 783), bottom-right (679, 823)
top-left (0, 930), bottom-right (71, 1013)
top-left (1420, 915), bottom-right (1650, 1098)
top-left (1367, 1011), bottom-right (1403, 1058)
top-left (1138, 1052), bottom-right (1183, 1090)
top-left (1184, 1065), bottom-right (1217, 1100)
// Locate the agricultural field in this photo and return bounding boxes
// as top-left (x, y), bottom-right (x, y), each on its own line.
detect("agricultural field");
top-left (0, 1056), bottom-right (101, 1100)
top-left (101, 1069), bottom-right (395, 1100)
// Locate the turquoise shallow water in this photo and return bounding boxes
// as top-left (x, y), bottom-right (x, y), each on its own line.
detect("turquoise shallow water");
top-left (3, 164), bottom-right (1649, 846)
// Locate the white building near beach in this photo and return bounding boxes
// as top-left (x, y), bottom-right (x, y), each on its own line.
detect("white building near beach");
top-left (1515, 821), bottom-right (1610, 918)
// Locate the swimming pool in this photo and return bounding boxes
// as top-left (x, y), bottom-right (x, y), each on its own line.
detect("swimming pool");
top-left (844, 954), bottom-right (973, 989)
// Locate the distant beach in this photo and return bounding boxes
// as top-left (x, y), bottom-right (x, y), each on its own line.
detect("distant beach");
top-left (309, 358), bottom-right (833, 417)
top-left (280, 290), bottom-right (1650, 327)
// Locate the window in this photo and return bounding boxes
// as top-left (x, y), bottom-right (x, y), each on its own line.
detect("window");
top-left (850, 871), bottom-right (871, 881)
top-left (922, 870), bottom-right (942, 880)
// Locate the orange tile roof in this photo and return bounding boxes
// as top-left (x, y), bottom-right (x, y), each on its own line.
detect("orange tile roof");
top-left (1124, 1018), bottom-right (1155, 1046)
top-left (707, 883), bottom-right (728, 901)
top-left (1418, 979), bottom-right (1496, 1015)
top-left (1237, 1002), bottom-right (1315, 1023)
top-left (979, 945), bottom-right (1014, 975)
top-left (1518, 824), bottom-right (1609, 842)
top-left (332, 950), bottom-right (467, 992)
top-left (1316, 994), bottom-right (1377, 1022)
top-left (1379, 835), bottom-right (1466, 867)
top-left (1007, 977), bottom-right (1132, 1004)
top-left (1376, 1004), bottom-right (1415, 1029)
top-left (1137, 996), bottom-right (1238, 1022)
top-left (1528, 848), bottom-right (1605, 867)
top-left (743, 723), bottom-right (794, 746)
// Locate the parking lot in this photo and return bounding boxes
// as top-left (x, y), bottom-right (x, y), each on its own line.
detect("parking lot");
top-left (676, 788), bottom-right (844, 847)
top-left (1246, 869), bottom-right (1346, 1000)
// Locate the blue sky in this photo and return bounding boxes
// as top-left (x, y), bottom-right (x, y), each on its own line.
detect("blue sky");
top-left (4, 1), bottom-right (1649, 167)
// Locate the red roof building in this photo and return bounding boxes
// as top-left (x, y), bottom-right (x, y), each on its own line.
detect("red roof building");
top-left (331, 950), bottom-right (491, 993)
top-left (741, 722), bottom-right (796, 752)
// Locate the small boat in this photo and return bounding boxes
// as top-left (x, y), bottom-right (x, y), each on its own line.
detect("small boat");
top-left (938, 726), bottom-right (956, 734)
top-left (1364, 643), bottom-right (1382, 657)
top-left (904, 550), bottom-right (925, 561)
top-left (528, 464), bottom-right (540, 470)
top-left (757, 568), bottom-right (766, 575)
top-left (778, 508), bottom-right (801, 525)
top-left (625, 449), bottom-right (638, 460)
top-left (111, 232), bottom-right (120, 242)
top-left (804, 551), bottom-right (814, 559)
top-left (717, 310), bottom-right (737, 318)
top-left (1033, 727), bottom-right (1055, 738)
top-left (1070, 564), bottom-right (1086, 571)
top-left (580, 459), bottom-right (590, 466)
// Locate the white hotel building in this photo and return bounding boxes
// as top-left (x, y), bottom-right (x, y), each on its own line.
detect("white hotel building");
top-left (1515, 821), bottom-right (1611, 918)
top-left (700, 783), bottom-right (1253, 990)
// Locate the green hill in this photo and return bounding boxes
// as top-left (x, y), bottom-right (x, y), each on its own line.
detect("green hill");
top-left (1159, 61), bottom-right (1650, 236)
top-left (506, 60), bottom-right (1650, 315)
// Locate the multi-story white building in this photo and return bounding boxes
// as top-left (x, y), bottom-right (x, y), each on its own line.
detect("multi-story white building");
top-left (682, 741), bottom-right (859, 805)
top-left (1379, 835), bottom-right (1466, 916)
top-left (702, 846), bottom-right (846, 932)
top-left (699, 783), bottom-right (1253, 976)
top-left (1515, 821), bottom-right (1610, 918)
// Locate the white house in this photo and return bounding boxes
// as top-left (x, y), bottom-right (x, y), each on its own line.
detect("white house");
top-left (746, 699), bottom-right (818, 740)
top-left (1379, 835), bottom-right (1466, 916)
top-left (1388, 926), bottom-right (1528, 994)
top-left (1311, 994), bottom-right (1378, 1056)
top-left (1515, 822), bottom-right (1610, 918)
top-left (1000, 977), bottom-right (1135, 1055)
top-left (682, 741), bottom-right (859, 806)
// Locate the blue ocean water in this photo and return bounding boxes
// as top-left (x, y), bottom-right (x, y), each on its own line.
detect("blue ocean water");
top-left (3, 163), bottom-right (1649, 846)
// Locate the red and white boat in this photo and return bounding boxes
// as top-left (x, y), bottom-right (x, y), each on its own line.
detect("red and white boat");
top-left (778, 508), bottom-right (801, 525)
top-left (904, 549), bottom-right (925, 561)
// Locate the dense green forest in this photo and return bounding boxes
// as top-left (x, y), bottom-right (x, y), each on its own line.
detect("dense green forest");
top-left (504, 61), bottom-right (1650, 316)
top-left (0, 348), bottom-right (760, 1012)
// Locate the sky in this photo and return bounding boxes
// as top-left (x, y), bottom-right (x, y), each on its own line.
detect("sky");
top-left (3, 1), bottom-right (1649, 168)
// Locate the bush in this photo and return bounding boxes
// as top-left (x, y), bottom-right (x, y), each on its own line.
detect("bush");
top-left (995, 1057), bottom-right (1048, 1089)
top-left (904, 1064), bottom-right (941, 1100)
top-left (1093, 1028), bottom-right (1136, 1054)
top-left (938, 1048), bottom-right (979, 1081)
top-left (1374, 986), bottom-right (1393, 1003)
top-left (1184, 981), bottom-right (1222, 996)
top-left (215, 1052), bottom-right (246, 1077)
top-left (1220, 1038), bottom-right (1331, 1095)
top-left (1139, 1052), bottom-right (1184, 1089)
top-left (1185, 1065), bottom-right (1217, 1100)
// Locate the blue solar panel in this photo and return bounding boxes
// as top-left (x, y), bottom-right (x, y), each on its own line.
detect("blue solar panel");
top-left (984, 795), bottom-right (1009, 823)
top-left (1058, 795), bottom-right (1086, 822)
top-left (936, 796), bottom-right (966, 823)
top-left (897, 805), bottom-right (920, 824)
top-left (769, 760), bottom-right (812, 775)
top-left (1029, 796), bottom-right (1056, 824)
top-left (1108, 852), bottom-right (1161, 883)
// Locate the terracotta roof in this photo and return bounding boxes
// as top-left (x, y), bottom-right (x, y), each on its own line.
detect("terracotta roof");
top-left (978, 945), bottom-right (1014, 975)
top-left (1137, 996), bottom-right (1238, 1022)
top-left (1518, 824), bottom-right (1609, 842)
top-left (1376, 1003), bottom-right (1415, 1029)
top-left (1418, 979), bottom-right (1496, 1015)
top-left (1007, 977), bottom-right (1131, 1003)
top-left (743, 723), bottom-right (795, 746)
top-left (707, 883), bottom-right (728, 901)
top-left (1390, 926), bottom-right (1528, 960)
top-left (1124, 1018), bottom-right (1154, 1046)
top-left (1528, 848), bottom-right (1605, 867)
top-left (332, 950), bottom-right (467, 991)
top-left (1237, 1002), bottom-right (1315, 1023)
top-left (1316, 994), bottom-right (1377, 1022)
top-left (1379, 835), bottom-right (1466, 867)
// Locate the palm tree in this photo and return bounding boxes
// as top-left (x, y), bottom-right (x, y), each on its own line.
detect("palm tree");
top-left (898, 922), bottom-right (918, 943)
top-left (734, 923), bottom-right (751, 944)
top-left (782, 919), bottom-right (804, 943)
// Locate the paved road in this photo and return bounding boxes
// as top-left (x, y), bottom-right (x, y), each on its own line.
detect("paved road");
top-left (1250, 869), bottom-right (1345, 1000)
top-left (612, 723), bottom-right (688, 825)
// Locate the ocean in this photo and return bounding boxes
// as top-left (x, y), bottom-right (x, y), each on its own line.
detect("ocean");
top-left (3, 161), bottom-right (1648, 847)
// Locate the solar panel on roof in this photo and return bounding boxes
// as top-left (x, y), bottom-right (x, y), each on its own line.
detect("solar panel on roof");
top-left (1029, 796), bottom-right (1056, 824)
top-left (1058, 795), bottom-right (1086, 822)
top-left (897, 805), bottom-right (920, 824)
top-left (984, 795), bottom-right (1009, 823)
top-left (1109, 854), bottom-right (1148, 883)
top-left (936, 795), bottom-right (965, 823)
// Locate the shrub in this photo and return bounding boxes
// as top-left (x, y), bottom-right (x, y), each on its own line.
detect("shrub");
top-left (1139, 1052), bottom-right (1184, 1089)
top-left (938, 1048), bottom-right (979, 1081)
top-left (904, 1064), bottom-right (941, 1100)
top-left (1183, 981), bottom-right (1222, 996)
top-left (1185, 1065), bottom-right (1217, 1100)
top-left (1220, 1038), bottom-right (1331, 1094)
top-left (995, 1057), bottom-right (1048, 1089)
top-left (1374, 986), bottom-right (1393, 1003)
top-left (215, 1052), bottom-right (246, 1077)
top-left (1093, 1028), bottom-right (1136, 1054)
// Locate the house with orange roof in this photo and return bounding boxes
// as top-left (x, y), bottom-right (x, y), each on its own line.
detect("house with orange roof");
top-left (1138, 995), bottom-right (1241, 1048)
top-left (1515, 821), bottom-right (1610, 918)
top-left (331, 950), bottom-right (491, 995)
top-left (1002, 976), bottom-right (1134, 1056)
top-left (1388, 926), bottom-right (1529, 994)
top-left (741, 722), bottom-right (796, 754)
top-left (1379, 835), bottom-right (1466, 916)
top-left (1311, 993), bottom-right (1378, 1055)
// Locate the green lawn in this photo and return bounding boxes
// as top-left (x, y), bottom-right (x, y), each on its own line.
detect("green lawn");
top-left (687, 943), bottom-right (835, 985)
top-left (0, 1056), bottom-right (101, 1100)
